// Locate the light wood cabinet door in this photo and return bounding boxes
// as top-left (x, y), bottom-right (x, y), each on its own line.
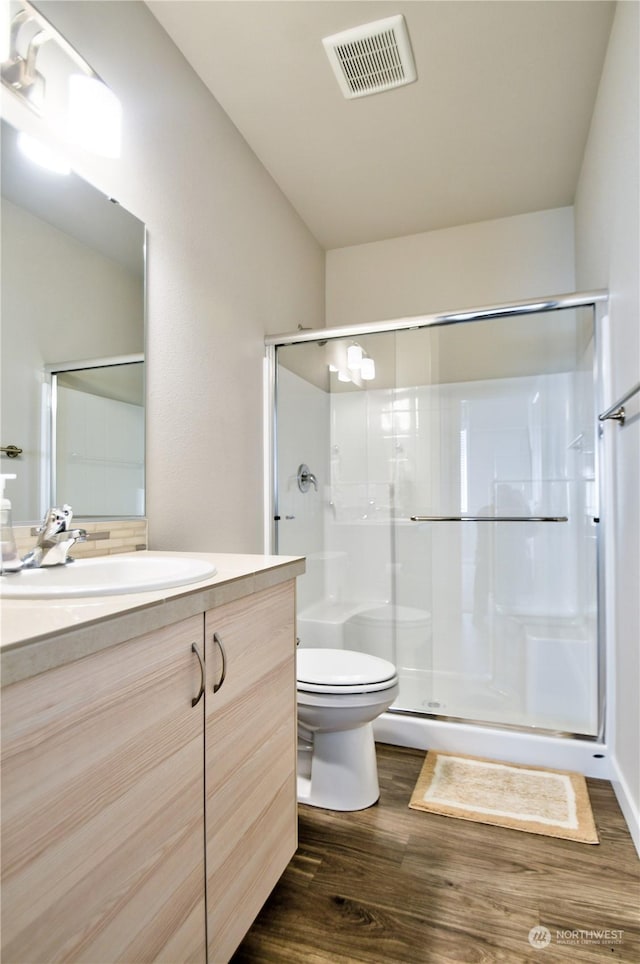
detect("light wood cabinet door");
top-left (205, 580), bottom-right (297, 962)
top-left (1, 616), bottom-right (207, 964)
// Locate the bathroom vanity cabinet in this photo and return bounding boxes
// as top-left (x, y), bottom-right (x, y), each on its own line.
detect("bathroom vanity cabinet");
top-left (1, 614), bottom-right (208, 963)
top-left (205, 583), bottom-right (296, 960)
top-left (0, 559), bottom-right (300, 964)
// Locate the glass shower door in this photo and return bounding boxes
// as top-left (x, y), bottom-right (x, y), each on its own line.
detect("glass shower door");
top-left (274, 303), bottom-right (599, 737)
top-left (390, 307), bottom-right (598, 734)
top-left (275, 331), bottom-right (398, 648)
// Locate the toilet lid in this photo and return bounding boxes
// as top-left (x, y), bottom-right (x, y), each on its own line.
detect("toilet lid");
top-left (297, 648), bottom-right (397, 693)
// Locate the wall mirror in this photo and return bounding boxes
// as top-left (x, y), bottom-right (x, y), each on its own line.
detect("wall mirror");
top-left (0, 118), bottom-right (146, 523)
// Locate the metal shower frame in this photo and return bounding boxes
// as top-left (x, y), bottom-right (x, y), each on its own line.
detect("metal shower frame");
top-left (264, 289), bottom-right (610, 742)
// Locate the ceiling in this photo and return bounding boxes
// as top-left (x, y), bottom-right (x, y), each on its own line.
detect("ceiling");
top-left (147, 1), bottom-right (615, 250)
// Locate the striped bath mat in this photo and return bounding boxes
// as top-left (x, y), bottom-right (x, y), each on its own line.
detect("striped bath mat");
top-left (409, 751), bottom-right (598, 844)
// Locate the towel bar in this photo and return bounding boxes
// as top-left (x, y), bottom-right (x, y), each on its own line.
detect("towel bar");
top-left (599, 381), bottom-right (640, 426)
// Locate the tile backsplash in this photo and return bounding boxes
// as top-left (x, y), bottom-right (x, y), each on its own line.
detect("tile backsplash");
top-left (13, 520), bottom-right (148, 560)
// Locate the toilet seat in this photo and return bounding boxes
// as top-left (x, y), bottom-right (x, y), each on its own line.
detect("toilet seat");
top-left (297, 648), bottom-right (398, 695)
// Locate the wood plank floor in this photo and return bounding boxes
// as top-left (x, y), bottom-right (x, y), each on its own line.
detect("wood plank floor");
top-left (232, 744), bottom-right (639, 963)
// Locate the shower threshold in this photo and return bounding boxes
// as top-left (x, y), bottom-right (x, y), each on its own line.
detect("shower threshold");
top-left (374, 710), bottom-right (609, 779)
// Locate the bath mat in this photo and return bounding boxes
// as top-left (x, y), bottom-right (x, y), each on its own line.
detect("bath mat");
top-left (409, 751), bottom-right (598, 844)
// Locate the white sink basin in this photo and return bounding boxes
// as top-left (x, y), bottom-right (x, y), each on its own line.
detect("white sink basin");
top-left (0, 554), bottom-right (217, 599)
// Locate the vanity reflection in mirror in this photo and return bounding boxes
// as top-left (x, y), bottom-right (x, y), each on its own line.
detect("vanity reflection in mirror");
top-left (0, 118), bottom-right (146, 523)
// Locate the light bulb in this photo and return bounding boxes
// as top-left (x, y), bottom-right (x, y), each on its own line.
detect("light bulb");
top-left (361, 357), bottom-right (375, 380)
top-left (337, 370), bottom-right (351, 383)
top-left (68, 74), bottom-right (122, 158)
top-left (17, 133), bottom-right (71, 174)
top-left (347, 344), bottom-right (363, 370)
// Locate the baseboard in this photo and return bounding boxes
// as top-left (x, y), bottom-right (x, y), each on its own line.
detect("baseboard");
top-left (610, 754), bottom-right (640, 858)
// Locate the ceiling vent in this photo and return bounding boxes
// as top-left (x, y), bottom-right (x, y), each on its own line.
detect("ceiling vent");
top-left (322, 14), bottom-right (417, 100)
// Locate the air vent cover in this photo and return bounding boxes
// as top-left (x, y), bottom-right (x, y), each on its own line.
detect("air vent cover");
top-left (322, 14), bottom-right (417, 100)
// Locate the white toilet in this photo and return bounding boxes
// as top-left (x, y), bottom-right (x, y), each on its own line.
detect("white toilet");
top-left (296, 647), bottom-right (399, 811)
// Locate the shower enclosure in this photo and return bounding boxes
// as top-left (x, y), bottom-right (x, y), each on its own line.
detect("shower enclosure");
top-left (266, 292), bottom-right (608, 766)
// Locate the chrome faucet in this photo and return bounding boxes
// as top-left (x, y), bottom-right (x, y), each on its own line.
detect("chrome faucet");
top-left (22, 504), bottom-right (87, 568)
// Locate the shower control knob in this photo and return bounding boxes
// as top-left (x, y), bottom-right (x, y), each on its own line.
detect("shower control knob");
top-left (297, 464), bottom-right (318, 492)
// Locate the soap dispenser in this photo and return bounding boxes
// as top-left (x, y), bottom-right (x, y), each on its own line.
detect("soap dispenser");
top-left (1, 474), bottom-right (22, 573)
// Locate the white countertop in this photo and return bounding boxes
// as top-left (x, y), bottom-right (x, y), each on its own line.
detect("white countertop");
top-left (1, 550), bottom-right (305, 684)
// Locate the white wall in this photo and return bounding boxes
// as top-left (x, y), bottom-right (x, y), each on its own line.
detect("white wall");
top-left (2, 1), bottom-right (324, 552)
top-left (574, 0), bottom-right (640, 853)
top-left (326, 207), bottom-right (575, 327)
top-left (0, 200), bottom-right (142, 522)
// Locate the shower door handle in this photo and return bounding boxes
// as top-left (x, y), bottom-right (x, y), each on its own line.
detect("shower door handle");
top-left (410, 515), bottom-right (568, 523)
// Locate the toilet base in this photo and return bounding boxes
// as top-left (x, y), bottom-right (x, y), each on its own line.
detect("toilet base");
top-left (297, 723), bottom-right (380, 811)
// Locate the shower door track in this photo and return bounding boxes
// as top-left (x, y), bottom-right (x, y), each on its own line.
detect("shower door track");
top-left (265, 289), bottom-right (608, 346)
top-left (387, 706), bottom-right (603, 742)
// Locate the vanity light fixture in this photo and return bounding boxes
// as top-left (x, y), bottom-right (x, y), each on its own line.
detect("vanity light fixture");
top-left (328, 342), bottom-right (375, 384)
top-left (0, 5), bottom-right (10, 63)
top-left (1, 0), bottom-right (122, 158)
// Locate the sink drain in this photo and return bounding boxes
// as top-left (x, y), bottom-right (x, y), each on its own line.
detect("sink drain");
top-left (423, 700), bottom-right (443, 709)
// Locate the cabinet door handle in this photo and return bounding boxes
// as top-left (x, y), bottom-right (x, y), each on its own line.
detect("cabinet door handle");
top-left (191, 642), bottom-right (205, 707)
top-left (212, 632), bottom-right (227, 693)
